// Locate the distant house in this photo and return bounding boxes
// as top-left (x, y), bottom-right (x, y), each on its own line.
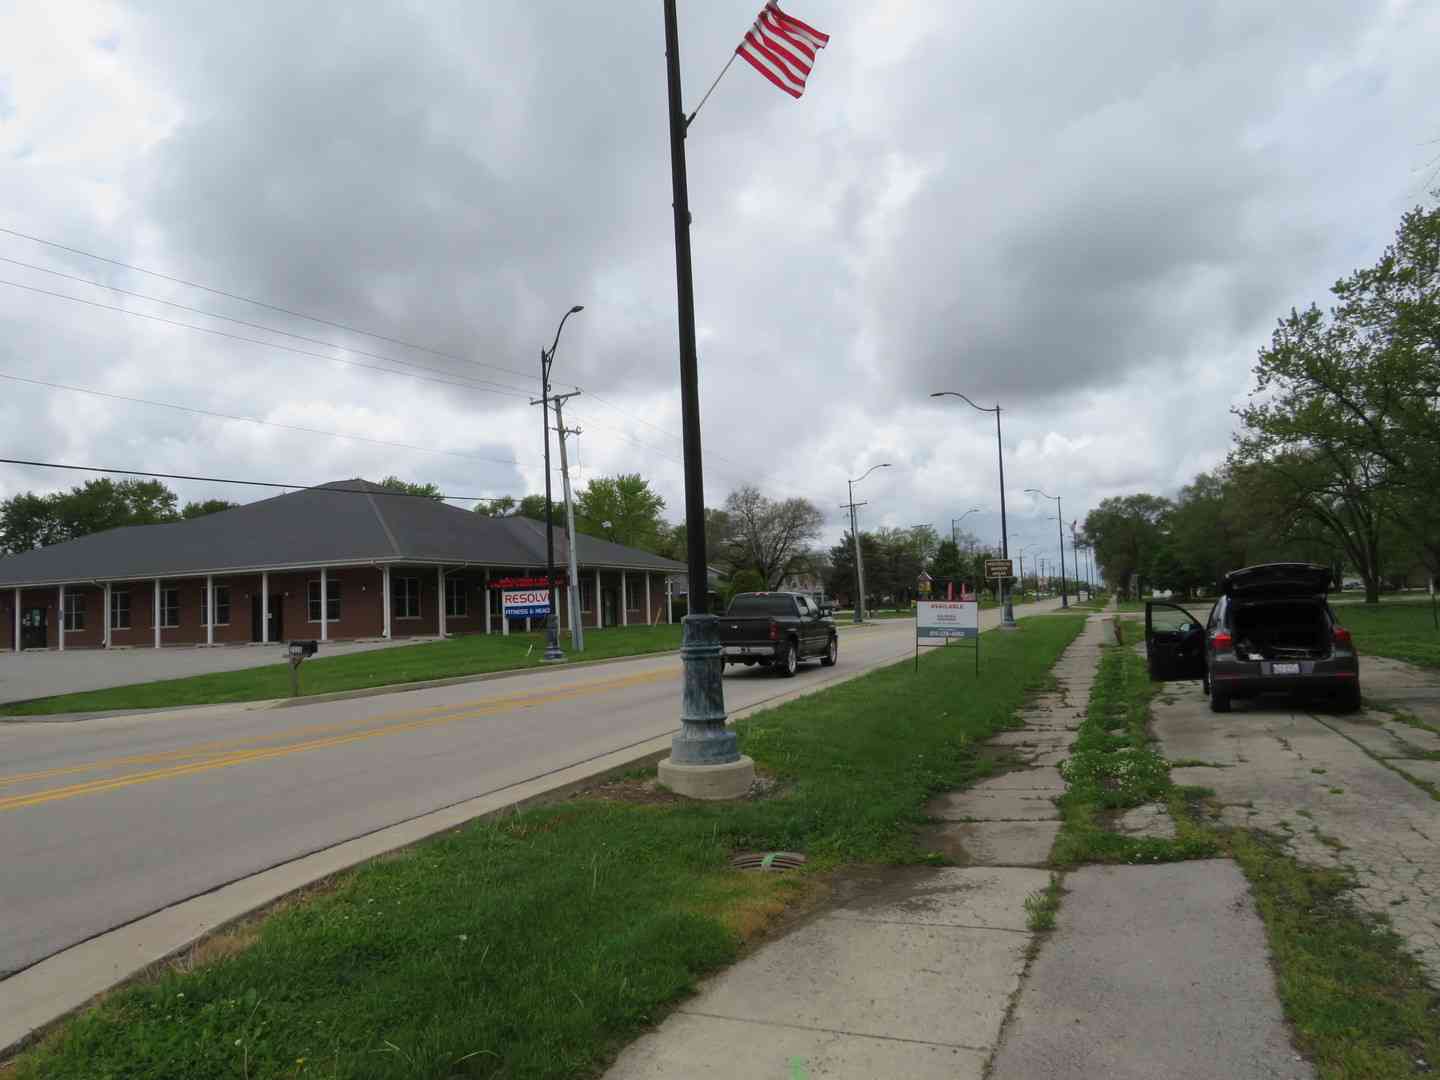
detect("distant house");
top-left (0, 479), bottom-right (686, 652)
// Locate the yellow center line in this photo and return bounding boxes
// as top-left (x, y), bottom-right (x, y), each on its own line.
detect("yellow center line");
top-left (0, 668), bottom-right (674, 811)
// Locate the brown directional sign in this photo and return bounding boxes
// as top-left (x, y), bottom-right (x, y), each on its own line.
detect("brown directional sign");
top-left (984, 558), bottom-right (1015, 579)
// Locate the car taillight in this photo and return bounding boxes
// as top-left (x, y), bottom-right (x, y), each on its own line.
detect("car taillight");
top-left (1211, 631), bottom-right (1232, 650)
top-left (1333, 626), bottom-right (1352, 647)
top-left (769, 620), bottom-right (779, 641)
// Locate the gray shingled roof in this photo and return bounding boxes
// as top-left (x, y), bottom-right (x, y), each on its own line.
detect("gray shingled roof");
top-left (0, 479), bottom-right (686, 587)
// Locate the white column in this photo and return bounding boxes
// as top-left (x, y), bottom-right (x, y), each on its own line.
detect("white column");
top-left (319, 567), bottom-right (328, 642)
top-left (622, 571), bottom-right (629, 626)
top-left (382, 566), bottom-right (391, 639)
top-left (154, 579), bottom-right (161, 649)
top-left (103, 583), bottom-right (112, 648)
top-left (206, 575), bottom-right (215, 646)
top-left (645, 573), bottom-right (653, 626)
top-left (437, 566), bottom-right (447, 638)
top-left (484, 568), bottom-right (492, 634)
top-left (12, 587), bottom-right (19, 652)
top-left (595, 568), bottom-right (602, 629)
top-left (666, 577), bottom-right (673, 624)
top-left (261, 572), bottom-right (270, 644)
top-left (58, 585), bottom-right (65, 652)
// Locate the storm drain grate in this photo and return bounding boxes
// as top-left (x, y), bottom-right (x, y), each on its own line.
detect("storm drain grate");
top-left (731, 851), bottom-right (807, 872)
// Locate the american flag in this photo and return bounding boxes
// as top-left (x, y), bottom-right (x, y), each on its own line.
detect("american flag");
top-left (736, 1), bottom-right (830, 99)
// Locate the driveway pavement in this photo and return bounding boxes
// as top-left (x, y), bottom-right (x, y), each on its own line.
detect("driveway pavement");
top-left (0, 637), bottom-right (430, 706)
top-left (1155, 656), bottom-right (1440, 984)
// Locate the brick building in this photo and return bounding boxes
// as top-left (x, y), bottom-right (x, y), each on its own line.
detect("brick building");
top-left (0, 480), bottom-right (685, 652)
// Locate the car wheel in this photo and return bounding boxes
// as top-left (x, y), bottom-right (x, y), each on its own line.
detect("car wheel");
top-left (821, 635), bottom-right (838, 667)
top-left (778, 642), bottom-right (798, 677)
top-left (1209, 680), bottom-right (1231, 714)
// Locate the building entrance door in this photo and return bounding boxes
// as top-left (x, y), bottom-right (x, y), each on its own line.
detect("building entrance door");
top-left (250, 595), bottom-right (284, 643)
top-left (602, 588), bottom-right (618, 628)
top-left (20, 607), bottom-right (47, 650)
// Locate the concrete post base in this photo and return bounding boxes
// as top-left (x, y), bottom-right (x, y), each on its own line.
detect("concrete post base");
top-left (658, 755), bottom-right (756, 801)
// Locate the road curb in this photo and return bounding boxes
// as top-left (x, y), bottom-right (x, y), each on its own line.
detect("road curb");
top-left (0, 627), bottom-right (921, 1060)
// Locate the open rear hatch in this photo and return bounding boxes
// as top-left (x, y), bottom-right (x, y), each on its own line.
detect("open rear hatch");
top-left (1231, 599), bottom-right (1332, 661)
top-left (1222, 562), bottom-right (1331, 599)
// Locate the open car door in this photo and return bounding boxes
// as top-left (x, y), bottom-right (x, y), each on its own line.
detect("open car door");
top-left (1145, 602), bottom-right (1206, 681)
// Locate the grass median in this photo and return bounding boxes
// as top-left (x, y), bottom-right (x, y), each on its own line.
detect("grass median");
top-left (1332, 601), bottom-right (1440, 670)
top-left (12, 613), bottom-right (1086, 1080)
top-left (0, 626), bottom-right (685, 717)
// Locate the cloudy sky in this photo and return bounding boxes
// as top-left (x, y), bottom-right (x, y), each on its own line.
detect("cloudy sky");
top-left (2, 0), bottom-right (1437, 566)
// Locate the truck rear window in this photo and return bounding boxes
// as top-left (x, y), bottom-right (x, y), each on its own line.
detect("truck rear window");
top-left (727, 595), bottom-right (796, 616)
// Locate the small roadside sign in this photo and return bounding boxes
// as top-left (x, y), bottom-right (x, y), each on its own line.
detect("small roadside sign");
top-left (915, 600), bottom-right (980, 675)
top-left (984, 558), bottom-right (1014, 579)
top-left (502, 588), bottom-right (552, 619)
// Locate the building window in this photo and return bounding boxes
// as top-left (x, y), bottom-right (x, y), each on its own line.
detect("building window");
top-left (308, 579), bottom-right (341, 623)
top-left (394, 577), bottom-right (420, 619)
top-left (445, 577), bottom-right (467, 618)
top-left (110, 590), bottom-right (131, 630)
top-left (160, 588), bottom-right (180, 628)
top-left (201, 586), bottom-right (231, 626)
top-left (581, 579), bottom-right (595, 613)
top-left (63, 592), bottom-right (86, 632)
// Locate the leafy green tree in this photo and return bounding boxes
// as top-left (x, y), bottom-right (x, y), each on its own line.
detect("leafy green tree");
top-left (181, 499), bottom-right (239, 519)
top-left (720, 486), bottom-right (825, 590)
top-left (0, 492), bottom-right (65, 554)
top-left (378, 476), bottom-right (444, 500)
top-left (1084, 495), bottom-right (1171, 598)
top-left (473, 496), bottom-right (517, 517)
top-left (928, 538), bottom-right (965, 584)
top-left (516, 494), bottom-right (560, 522)
top-left (659, 508), bottom-right (734, 568)
top-left (1, 478), bottom-right (183, 553)
top-left (576, 474), bottom-right (667, 551)
top-left (722, 568), bottom-right (766, 606)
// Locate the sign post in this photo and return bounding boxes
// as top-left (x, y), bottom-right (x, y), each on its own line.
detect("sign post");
top-left (915, 599), bottom-right (980, 675)
top-left (287, 639), bottom-right (317, 697)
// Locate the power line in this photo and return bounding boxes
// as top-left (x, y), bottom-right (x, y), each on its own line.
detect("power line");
top-left (0, 372), bottom-right (534, 467)
top-left (0, 458), bottom-right (512, 502)
top-left (0, 225), bottom-right (542, 384)
top-left (0, 255), bottom-right (536, 398)
top-left (0, 277), bottom-right (531, 399)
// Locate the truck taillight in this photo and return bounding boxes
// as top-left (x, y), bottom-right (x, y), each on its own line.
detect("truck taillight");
top-left (769, 620), bottom-right (779, 641)
top-left (1333, 626), bottom-right (1352, 647)
top-left (1211, 631), bottom-right (1232, 650)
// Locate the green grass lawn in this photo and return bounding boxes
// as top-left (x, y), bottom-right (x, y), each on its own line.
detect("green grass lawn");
top-left (13, 613), bottom-right (1087, 1080)
top-left (1332, 601), bottom-right (1440, 670)
top-left (0, 626), bottom-right (685, 717)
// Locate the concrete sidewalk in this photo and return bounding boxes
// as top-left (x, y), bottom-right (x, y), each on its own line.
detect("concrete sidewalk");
top-left (608, 615), bottom-right (1310, 1079)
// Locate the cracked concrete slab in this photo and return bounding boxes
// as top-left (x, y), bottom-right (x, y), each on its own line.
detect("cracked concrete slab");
top-left (1114, 802), bottom-right (1177, 839)
top-left (929, 788), bottom-right (1061, 821)
top-left (923, 820), bottom-right (1061, 866)
top-left (827, 866), bottom-right (1049, 931)
top-left (991, 861), bottom-right (1313, 1080)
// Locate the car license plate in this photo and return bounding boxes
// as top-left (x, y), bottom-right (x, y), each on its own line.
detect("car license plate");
top-left (1270, 662), bottom-right (1301, 675)
top-left (724, 646), bottom-right (753, 656)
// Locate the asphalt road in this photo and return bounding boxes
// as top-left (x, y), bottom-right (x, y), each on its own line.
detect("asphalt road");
top-left (0, 600), bottom-right (1064, 978)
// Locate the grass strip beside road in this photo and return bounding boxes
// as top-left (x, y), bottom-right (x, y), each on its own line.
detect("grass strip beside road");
top-left (0, 626), bottom-right (684, 717)
top-left (13, 614), bottom-right (1086, 1080)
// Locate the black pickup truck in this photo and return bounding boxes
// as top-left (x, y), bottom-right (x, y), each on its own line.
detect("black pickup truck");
top-left (719, 591), bottom-right (838, 677)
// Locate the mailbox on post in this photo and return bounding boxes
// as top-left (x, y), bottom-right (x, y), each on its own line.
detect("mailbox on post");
top-left (287, 639), bottom-right (318, 696)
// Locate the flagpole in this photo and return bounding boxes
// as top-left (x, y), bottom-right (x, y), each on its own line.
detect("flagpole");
top-left (686, 52), bottom-right (737, 128)
top-left (656, 0), bottom-right (753, 800)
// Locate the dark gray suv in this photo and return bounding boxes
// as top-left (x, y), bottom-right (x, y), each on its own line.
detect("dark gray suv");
top-left (1145, 562), bottom-right (1360, 713)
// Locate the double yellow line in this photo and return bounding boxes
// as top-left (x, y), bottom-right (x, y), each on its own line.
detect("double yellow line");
top-left (0, 668), bottom-right (673, 814)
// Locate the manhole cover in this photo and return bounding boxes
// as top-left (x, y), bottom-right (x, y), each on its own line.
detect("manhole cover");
top-left (731, 851), bottom-right (807, 872)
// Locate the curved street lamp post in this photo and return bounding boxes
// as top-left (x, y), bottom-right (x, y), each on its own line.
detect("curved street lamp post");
top-left (539, 305), bottom-right (584, 662)
top-left (1025, 488), bottom-right (1069, 610)
top-left (930, 393), bottom-right (1016, 629)
top-left (845, 463), bottom-right (891, 622)
top-left (951, 507), bottom-right (982, 546)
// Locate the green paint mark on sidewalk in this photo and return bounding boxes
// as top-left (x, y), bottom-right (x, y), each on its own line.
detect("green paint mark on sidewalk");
top-left (789, 1054), bottom-right (810, 1079)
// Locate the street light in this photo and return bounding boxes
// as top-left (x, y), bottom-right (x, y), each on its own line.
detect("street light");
top-left (1025, 488), bottom-right (1069, 609)
top-left (540, 304), bottom-right (584, 662)
top-left (951, 507), bottom-right (983, 546)
top-left (846, 463), bottom-right (891, 623)
top-left (931, 392), bottom-right (1016, 628)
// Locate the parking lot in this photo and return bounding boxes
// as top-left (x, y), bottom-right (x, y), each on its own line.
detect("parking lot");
top-left (0, 637), bottom-right (432, 708)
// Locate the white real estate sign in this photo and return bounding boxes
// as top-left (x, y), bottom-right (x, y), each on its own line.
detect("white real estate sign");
top-left (916, 600), bottom-right (979, 641)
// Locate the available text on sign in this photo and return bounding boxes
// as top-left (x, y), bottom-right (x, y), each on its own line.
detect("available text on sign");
top-left (916, 600), bottom-right (979, 641)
